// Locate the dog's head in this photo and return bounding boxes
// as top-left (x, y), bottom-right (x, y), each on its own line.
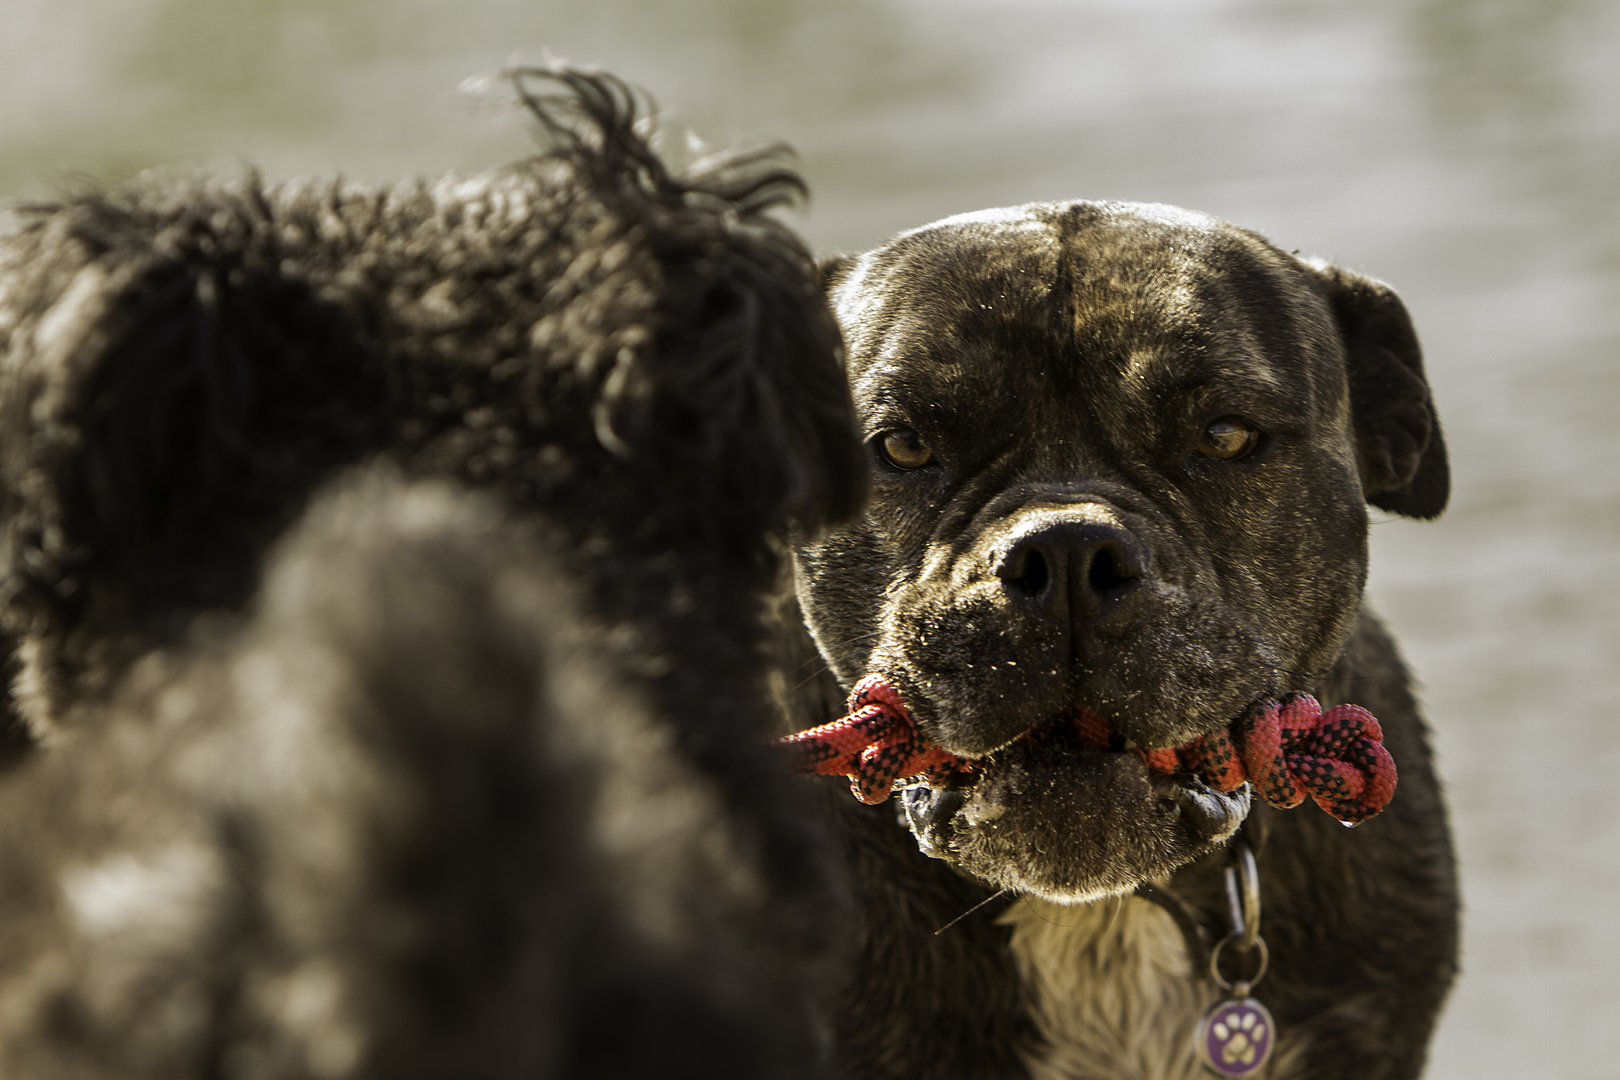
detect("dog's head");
top-left (0, 67), bottom-right (860, 737)
top-left (796, 201), bottom-right (1446, 901)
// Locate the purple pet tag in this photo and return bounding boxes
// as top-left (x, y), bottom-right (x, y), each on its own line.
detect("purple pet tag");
top-left (1197, 995), bottom-right (1274, 1077)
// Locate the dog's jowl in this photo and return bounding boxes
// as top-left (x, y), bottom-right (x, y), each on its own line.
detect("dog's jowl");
top-left (787, 202), bottom-right (1458, 1080)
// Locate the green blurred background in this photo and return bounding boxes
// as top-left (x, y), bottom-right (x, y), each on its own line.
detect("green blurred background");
top-left (4, 1), bottom-right (1618, 1076)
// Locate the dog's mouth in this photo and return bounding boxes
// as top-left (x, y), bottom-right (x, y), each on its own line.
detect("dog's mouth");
top-left (783, 680), bottom-right (1253, 899)
top-left (783, 674), bottom-right (1393, 900)
top-left (895, 703), bottom-right (1251, 869)
top-left (894, 709), bottom-right (1244, 854)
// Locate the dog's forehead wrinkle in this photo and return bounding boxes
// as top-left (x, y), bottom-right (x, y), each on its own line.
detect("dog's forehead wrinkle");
top-left (1120, 343), bottom-right (1178, 391)
top-left (1104, 320), bottom-right (1297, 408)
top-left (853, 363), bottom-right (947, 418)
top-left (854, 364), bottom-right (1053, 483)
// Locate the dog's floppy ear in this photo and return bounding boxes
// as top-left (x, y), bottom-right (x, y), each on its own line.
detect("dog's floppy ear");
top-left (524, 66), bottom-right (865, 541)
top-left (1305, 260), bottom-right (1449, 519)
top-left (688, 243), bottom-right (865, 533)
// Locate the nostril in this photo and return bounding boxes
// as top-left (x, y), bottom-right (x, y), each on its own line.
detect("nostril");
top-left (1010, 549), bottom-right (1049, 600)
top-left (1087, 544), bottom-right (1139, 601)
top-left (998, 521), bottom-right (1146, 611)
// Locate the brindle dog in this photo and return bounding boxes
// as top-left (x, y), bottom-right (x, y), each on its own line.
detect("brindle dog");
top-left (784, 202), bottom-right (1458, 1080)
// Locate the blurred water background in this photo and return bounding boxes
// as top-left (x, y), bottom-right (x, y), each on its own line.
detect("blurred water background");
top-left (2, 0), bottom-right (1616, 1076)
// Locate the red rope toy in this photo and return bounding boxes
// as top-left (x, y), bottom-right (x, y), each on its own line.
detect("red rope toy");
top-left (781, 676), bottom-right (1397, 826)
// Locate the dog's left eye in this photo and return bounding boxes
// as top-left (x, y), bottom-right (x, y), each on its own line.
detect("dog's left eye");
top-left (875, 428), bottom-right (935, 470)
top-left (1197, 417), bottom-right (1261, 460)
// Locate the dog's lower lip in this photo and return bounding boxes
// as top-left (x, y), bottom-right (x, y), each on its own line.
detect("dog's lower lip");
top-left (903, 750), bottom-right (1248, 850)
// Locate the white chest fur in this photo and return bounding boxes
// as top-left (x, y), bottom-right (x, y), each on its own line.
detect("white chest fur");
top-left (999, 895), bottom-right (1297, 1080)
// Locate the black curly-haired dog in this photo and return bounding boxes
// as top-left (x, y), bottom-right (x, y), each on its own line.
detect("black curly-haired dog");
top-left (781, 204), bottom-right (1458, 1079)
top-left (0, 69), bottom-right (860, 1078)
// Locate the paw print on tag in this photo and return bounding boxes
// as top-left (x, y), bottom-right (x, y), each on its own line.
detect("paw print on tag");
top-left (1197, 997), bottom-right (1274, 1077)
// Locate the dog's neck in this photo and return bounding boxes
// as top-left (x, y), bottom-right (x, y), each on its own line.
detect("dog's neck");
top-left (1000, 894), bottom-right (1297, 1080)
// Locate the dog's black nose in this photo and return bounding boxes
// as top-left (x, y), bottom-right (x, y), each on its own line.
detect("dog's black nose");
top-left (997, 520), bottom-right (1145, 618)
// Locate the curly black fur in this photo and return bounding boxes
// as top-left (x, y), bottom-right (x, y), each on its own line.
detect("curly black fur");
top-left (0, 67), bottom-right (861, 1078)
top-left (0, 66), bottom-right (859, 733)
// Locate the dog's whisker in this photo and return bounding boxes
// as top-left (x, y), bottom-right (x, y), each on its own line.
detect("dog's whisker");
top-left (933, 888), bottom-right (1011, 935)
top-left (1101, 894), bottom-right (1124, 938)
top-left (818, 627), bottom-right (884, 651)
top-left (1018, 895), bottom-right (1081, 929)
top-left (789, 665), bottom-right (835, 694)
top-left (785, 628), bottom-right (884, 694)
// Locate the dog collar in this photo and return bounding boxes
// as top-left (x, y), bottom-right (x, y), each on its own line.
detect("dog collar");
top-left (1195, 841), bottom-right (1275, 1077)
top-left (1140, 841), bottom-right (1276, 1078)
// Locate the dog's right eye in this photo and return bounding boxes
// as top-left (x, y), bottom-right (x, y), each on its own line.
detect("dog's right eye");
top-left (1197, 417), bottom-right (1261, 461)
top-left (875, 428), bottom-right (935, 470)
